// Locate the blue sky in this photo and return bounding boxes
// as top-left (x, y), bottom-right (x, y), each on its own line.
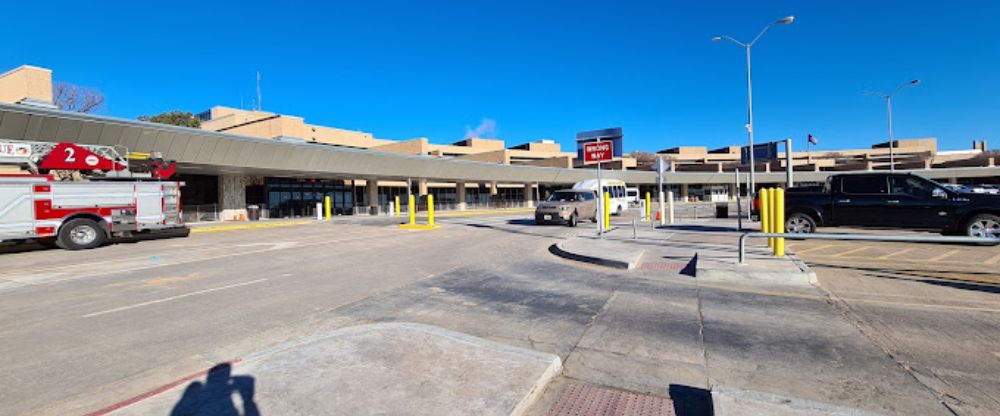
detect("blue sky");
top-left (4, 1), bottom-right (998, 153)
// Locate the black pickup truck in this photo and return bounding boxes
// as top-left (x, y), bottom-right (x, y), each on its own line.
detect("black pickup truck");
top-left (783, 173), bottom-right (1000, 239)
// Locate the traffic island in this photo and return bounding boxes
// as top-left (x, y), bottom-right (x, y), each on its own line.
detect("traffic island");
top-left (548, 223), bottom-right (816, 287)
top-left (694, 246), bottom-right (817, 286)
top-left (106, 323), bottom-right (561, 416)
top-left (549, 237), bottom-right (644, 270)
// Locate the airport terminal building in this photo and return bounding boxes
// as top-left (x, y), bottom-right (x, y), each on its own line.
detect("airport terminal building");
top-left (1, 65), bottom-right (996, 221)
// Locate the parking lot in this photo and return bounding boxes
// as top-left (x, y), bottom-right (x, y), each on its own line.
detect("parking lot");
top-left (786, 228), bottom-right (1000, 415)
top-left (0, 212), bottom-right (998, 415)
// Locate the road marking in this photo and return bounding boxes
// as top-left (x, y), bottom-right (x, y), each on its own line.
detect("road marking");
top-left (790, 243), bottom-right (835, 255)
top-left (190, 220), bottom-right (313, 233)
top-left (82, 279), bottom-right (268, 318)
top-left (143, 273), bottom-right (204, 286)
top-left (83, 358), bottom-right (242, 416)
top-left (928, 249), bottom-right (961, 262)
top-left (832, 245), bottom-right (872, 258)
top-left (0, 227), bottom-right (396, 286)
top-left (876, 247), bottom-right (916, 260)
top-left (234, 241), bottom-right (300, 251)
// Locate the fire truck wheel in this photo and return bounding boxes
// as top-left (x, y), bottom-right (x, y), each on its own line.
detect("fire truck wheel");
top-left (56, 218), bottom-right (107, 250)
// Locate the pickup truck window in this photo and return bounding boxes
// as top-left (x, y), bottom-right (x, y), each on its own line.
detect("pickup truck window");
top-left (890, 176), bottom-right (937, 198)
top-left (841, 176), bottom-right (888, 194)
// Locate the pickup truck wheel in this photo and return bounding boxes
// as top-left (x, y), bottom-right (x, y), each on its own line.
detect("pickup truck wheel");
top-left (56, 218), bottom-right (106, 250)
top-left (965, 214), bottom-right (1000, 240)
top-left (786, 213), bottom-right (816, 234)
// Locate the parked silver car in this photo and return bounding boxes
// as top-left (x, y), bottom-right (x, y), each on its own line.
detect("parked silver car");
top-left (534, 190), bottom-right (598, 227)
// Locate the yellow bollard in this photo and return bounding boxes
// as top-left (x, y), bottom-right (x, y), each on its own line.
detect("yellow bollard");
top-left (645, 192), bottom-right (651, 221)
top-left (394, 196), bottom-right (400, 217)
top-left (775, 188), bottom-right (785, 256)
top-left (324, 196), bottom-right (332, 221)
top-left (408, 194), bottom-right (416, 225)
top-left (769, 188), bottom-right (778, 248)
top-left (427, 194), bottom-right (435, 226)
top-left (604, 191), bottom-right (611, 230)
top-left (760, 189), bottom-right (771, 248)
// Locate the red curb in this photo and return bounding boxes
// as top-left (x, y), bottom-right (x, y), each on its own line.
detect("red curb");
top-left (83, 358), bottom-right (242, 416)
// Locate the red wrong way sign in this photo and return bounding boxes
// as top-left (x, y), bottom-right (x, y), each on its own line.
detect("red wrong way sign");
top-left (583, 140), bottom-right (614, 164)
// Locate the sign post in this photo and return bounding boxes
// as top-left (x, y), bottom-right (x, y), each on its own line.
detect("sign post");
top-left (583, 140), bottom-right (614, 237)
top-left (653, 157), bottom-right (669, 226)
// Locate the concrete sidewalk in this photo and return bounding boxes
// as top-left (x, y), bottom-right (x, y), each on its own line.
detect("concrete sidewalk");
top-left (551, 219), bottom-right (816, 286)
top-left (108, 323), bottom-right (561, 416)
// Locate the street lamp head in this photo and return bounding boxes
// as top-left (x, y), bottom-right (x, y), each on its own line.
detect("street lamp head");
top-left (711, 36), bottom-right (723, 42)
top-left (776, 16), bottom-right (795, 25)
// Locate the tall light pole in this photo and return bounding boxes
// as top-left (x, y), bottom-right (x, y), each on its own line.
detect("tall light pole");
top-left (864, 79), bottom-right (920, 172)
top-left (713, 15), bottom-right (794, 195)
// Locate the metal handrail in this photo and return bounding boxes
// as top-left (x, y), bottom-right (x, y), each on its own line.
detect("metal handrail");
top-left (738, 232), bottom-right (999, 264)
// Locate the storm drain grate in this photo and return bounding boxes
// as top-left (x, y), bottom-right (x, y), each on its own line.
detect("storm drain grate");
top-left (547, 383), bottom-right (675, 416)
top-left (637, 261), bottom-right (688, 273)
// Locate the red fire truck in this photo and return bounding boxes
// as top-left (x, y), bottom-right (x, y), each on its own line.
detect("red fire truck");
top-left (0, 139), bottom-right (188, 250)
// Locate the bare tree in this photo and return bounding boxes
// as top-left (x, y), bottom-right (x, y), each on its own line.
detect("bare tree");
top-left (53, 82), bottom-right (105, 113)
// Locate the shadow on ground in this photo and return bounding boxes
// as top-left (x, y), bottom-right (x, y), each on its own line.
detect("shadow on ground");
top-left (669, 384), bottom-right (714, 416)
top-left (170, 363), bottom-right (259, 416)
top-left (0, 231), bottom-right (190, 255)
top-left (657, 224), bottom-right (739, 233)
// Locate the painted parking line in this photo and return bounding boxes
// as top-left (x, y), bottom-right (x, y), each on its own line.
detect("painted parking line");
top-left (190, 220), bottom-right (313, 233)
top-left (831, 245), bottom-right (872, 258)
top-left (82, 278), bottom-right (268, 318)
top-left (875, 247), bottom-right (916, 260)
top-left (789, 243), bottom-right (836, 255)
top-left (927, 249), bottom-right (961, 262)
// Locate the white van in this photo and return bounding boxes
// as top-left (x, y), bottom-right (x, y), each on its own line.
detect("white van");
top-left (626, 187), bottom-right (640, 206)
top-left (573, 179), bottom-right (629, 215)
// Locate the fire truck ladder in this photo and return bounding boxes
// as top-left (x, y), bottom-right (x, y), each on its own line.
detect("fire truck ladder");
top-left (0, 139), bottom-right (135, 177)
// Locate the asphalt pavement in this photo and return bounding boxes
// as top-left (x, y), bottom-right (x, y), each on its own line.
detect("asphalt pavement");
top-left (0, 212), bottom-right (995, 415)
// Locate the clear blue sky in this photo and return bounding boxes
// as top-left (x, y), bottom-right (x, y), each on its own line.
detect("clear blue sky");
top-left (4, 1), bottom-right (998, 153)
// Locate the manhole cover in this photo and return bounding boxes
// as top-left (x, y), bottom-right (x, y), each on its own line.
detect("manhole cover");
top-left (547, 383), bottom-right (675, 416)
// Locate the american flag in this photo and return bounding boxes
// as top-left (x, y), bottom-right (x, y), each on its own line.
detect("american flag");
top-left (808, 133), bottom-right (818, 145)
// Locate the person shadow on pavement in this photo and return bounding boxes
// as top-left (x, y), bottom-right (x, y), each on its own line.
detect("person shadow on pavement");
top-left (170, 363), bottom-right (260, 416)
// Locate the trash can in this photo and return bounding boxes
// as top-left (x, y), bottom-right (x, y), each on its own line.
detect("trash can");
top-left (247, 205), bottom-right (260, 221)
top-left (715, 202), bottom-right (728, 219)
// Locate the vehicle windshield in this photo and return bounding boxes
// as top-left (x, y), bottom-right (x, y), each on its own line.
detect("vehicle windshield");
top-left (547, 191), bottom-right (580, 202)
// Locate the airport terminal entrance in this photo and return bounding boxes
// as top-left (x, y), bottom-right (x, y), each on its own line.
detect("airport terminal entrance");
top-left (265, 178), bottom-right (354, 218)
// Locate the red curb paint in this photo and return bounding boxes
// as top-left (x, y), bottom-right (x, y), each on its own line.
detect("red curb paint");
top-left (83, 358), bottom-right (242, 416)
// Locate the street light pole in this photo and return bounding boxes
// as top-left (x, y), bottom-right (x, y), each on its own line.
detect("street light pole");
top-left (713, 15), bottom-right (794, 198)
top-left (886, 95), bottom-right (894, 172)
top-left (745, 45), bottom-right (755, 194)
top-left (865, 79), bottom-right (919, 173)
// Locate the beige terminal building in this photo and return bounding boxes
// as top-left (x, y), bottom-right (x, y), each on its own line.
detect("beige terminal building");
top-left (0, 64), bottom-right (996, 220)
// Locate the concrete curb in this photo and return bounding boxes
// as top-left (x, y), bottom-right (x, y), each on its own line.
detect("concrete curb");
top-left (712, 385), bottom-right (885, 416)
top-left (548, 242), bottom-right (636, 270)
top-left (787, 252), bottom-right (819, 285)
